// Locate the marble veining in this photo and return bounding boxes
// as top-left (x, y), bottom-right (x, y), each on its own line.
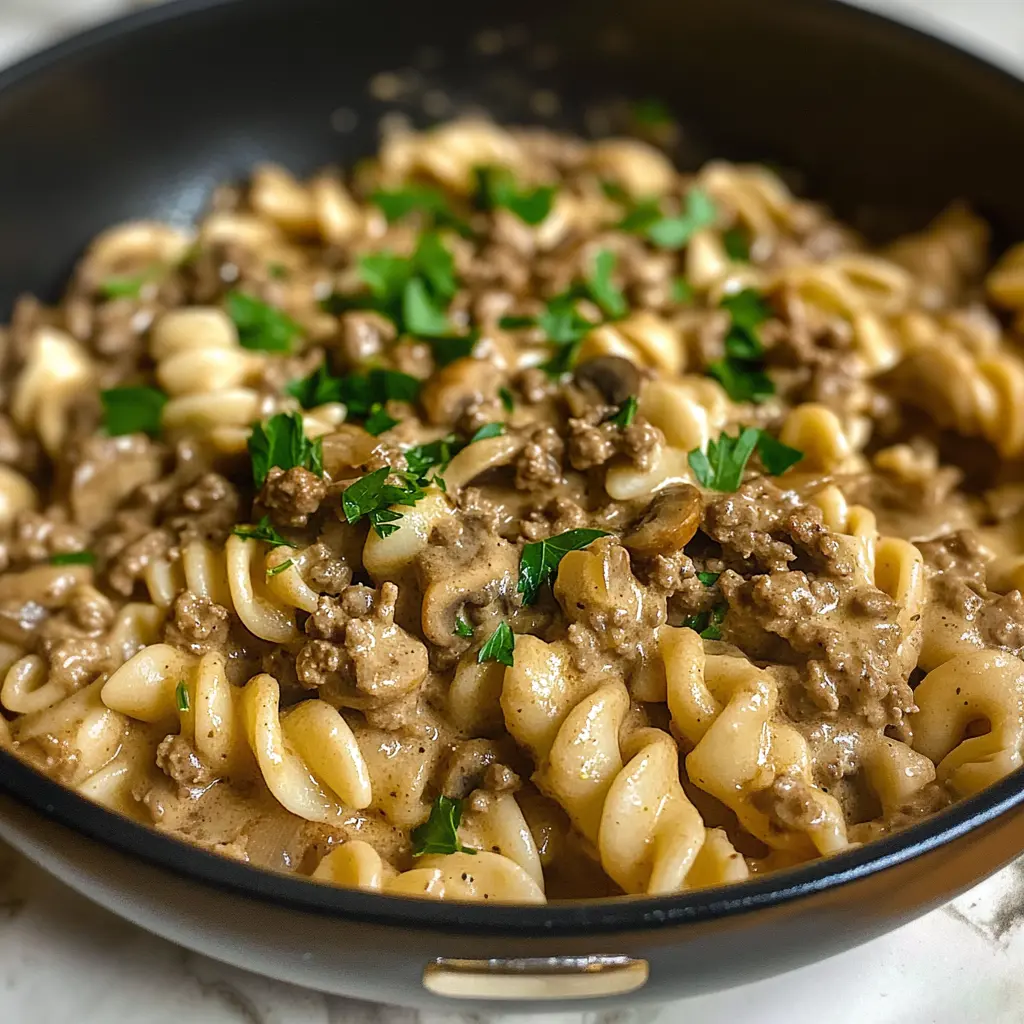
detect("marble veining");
top-left (3, 1), bottom-right (1024, 1021)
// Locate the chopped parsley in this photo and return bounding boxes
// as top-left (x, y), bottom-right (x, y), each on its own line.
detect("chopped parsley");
top-left (363, 406), bottom-right (399, 436)
top-left (757, 432), bottom-right (804, 476)
top-left (671, 277), bottom-right (694, 305)
top-left (341, 466), bottom-right (425, 538)
top-left (723, 227), bottom-right (751, 262)
top-left (49, 551), bottom-right (96, 566)
top-left (618, 188), bottom-right (718, 250)
top-left (475, 166), bottom-right (556, 226)
top-left (586, 249), bottom-right (628, 320)
top-left (469, 422), bottom-right (505, 443)
top-left (688, 427), bottom-right (761, 492)
top-left (478, 621), bottom-right (515, 667)
top-left (371, 186), bottom-right (471, 235)
top-left (226, 291), bottom-right (301, 352)
top-left (404, 436), bottom-right (459, 486)
top-left (689, 427), bottom-right (804, 492)
top-left (232, 516), bottom-right (290, 548)
top-left (248, 412), bottom-right (324, 488)
top-left (175, 680), bottom-right (190, 713)
top-left (411, 795), bottom-right (476, 857)
top-left (696, 571), bottom-right (721, 587)
top-left (454, 616), bottom-right (474, 638)
top-left (498, 387), bottom-right (515, 412)
top-left (683, 604), bottom-right (727, 640)
top-left (100, 387), bottom-right (167, 438)
top-left (607, 395), bottom-right (638, 429)
top-left (266, 558), bottom-right (294, 578)
top-left (518, 528), bottom-right (610, 605)
top-left (707, 288), bottom-right (775, 403)
top-left (286, 366), bottom-right (420, 436)
top-left (98, 266), bottom-right (161, 299)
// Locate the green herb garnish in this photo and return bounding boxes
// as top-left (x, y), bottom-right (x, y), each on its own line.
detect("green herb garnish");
top-left (404, 436), bottom-right (459, 485)
top-left (100, 387), bottom-right (167, 438)
top-left (632, 97), bottom-right (675, 126)
top-left (248, 413), bottom-right (324, 488)
top-left (696, 571), bottom-right (720, 587)
top-left (619, 188), bottom-right (718, 250)
top-left (671, 278), bottom-right (694, 305)
top-left (478, 621), bottom-right (515, 667)
top-left (608, 395), bottom-right (638, 429)
top-left (689, 427), bottom-right (804, 492)
top-left (232, 516), bottom-right (290, 548)
top-left (469, 422), bottom-right (505, 443)
top-left (683, 604), bottom-right (727, 640)
top-left (707, 288), bottom-right (776, 403)
top-left (518, 528), bottom-right (610, 605)
top-left (454, 617), bottom-right (474, 638)
top-left (266, 558), bottom-right (294, 578)
top-left (226, 291), bottom-right (301, 352)
top-left (411, 795), bottom-right (476, 858)
top-left (498, 387), bottom-right (515, 412)
top-left (586, 250), bottom-right (628, 320)
top-left (98, 267), bottom-right (160, 299)
top-left (372, 186), bottom-right (471, 235)
top-left (341, 466), bottom-right (425, 538)
top-left (756, 433), bottom-right (804, 476)
top-left (175, 680), bottom-right (190, 713)
top-left (723, 227), bottom-right (751, 262)
top-left (688, 427), bottom-right (762, 492)
top-left (363, 407), bottom-right (399, 436)
top-left (49, 551), bottom-right (96, 566)
top-left (475, 166), bottom-right (556, 226)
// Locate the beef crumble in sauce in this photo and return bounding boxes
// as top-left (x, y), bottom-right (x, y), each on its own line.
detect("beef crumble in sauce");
top-left (2, 119), bottom-right (1024, 902)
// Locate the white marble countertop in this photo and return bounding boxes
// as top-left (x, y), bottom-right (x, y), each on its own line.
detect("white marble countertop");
top-left (3, 2), bottom-right (1024, 1022)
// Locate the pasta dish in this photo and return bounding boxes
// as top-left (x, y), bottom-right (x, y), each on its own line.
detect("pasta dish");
top-left (2, 117), bottom-right (1023, 904)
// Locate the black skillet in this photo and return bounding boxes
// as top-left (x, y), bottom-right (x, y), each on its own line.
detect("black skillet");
top-left (1, 0), bottom-right (1024, 1011)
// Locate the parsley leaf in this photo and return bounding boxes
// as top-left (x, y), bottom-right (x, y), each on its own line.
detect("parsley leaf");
top-left (101, 387), bottom-right (167, 438)
top-left (372, 186), bottom-right (471, 235)
top-left (363, 407), bottom-right (399, 435)
top-left (226, 291), bottom-right (301, 353)
top-left (469, 422), bottom-right (505, 443)
top-left (608, 395), bottom-right (638, 429)
top-left (175, 680), bottom-right (190, 713)
top-left (49, 551), bottom-right (95, 566)
top-left (619, 188), bottom-right (718, 250)
top-left (248, 413), bottom-right (324, 488)
top-left (696, 571), bottom-right (720, 587)
top-left (478, 621), bottom-right (515, 667)
top-left (723, 227), bottom-right (751, 262)
top-left (404, 436), bottom-right (459, 484)
top-left (683, 603), bottom-right (727, 640)
top-left (232, 516), bottom-right (290, 548)
top-left (756, 433), bottom-right (804, 476)
top-left (475, 166), bottom-right (555, 226)
top-left (266, 558), bottom-right (294, 578)
top-left (671, 277), bottom-right (694, 305)
top-left (498, 387), bottom-right (515, 412)
top-left (411, 795), bottom-right (476, 858)
top-left (454, 616), bottom-right (474, 638)
top-left (412, 232), bottom-right (458, 301)
top-left (518, 528), bottom-right (611, 605)
top-left (341, 466), bottom-right (425, 538)
top-left (688, 427), bottom-right (804, 491)
top-left (586, 250), bottom-right (628, 319)
top-left (709, 288), bottom-right (776, 403)
top-left (99, 267), bottom-right (160, 299)
top-left (403, 276), bottom-right (453, 337)
top-left (287, 366), bottom-right (420, 417)
top-left (688, 427), bottom-right (762, 492)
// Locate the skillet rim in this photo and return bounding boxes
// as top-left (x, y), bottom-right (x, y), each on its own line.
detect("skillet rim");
top-left (0, 0), bottom-right (1024, 937)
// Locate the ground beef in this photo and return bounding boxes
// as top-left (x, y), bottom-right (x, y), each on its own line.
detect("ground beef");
top-left (439, 739), bottom-right (502, 800)
top-left (703, 479), bottom-right (851, 575)
top-left (567, 416), bottom-right (662, 472)
top-left (156, 734), bottom-right (213, 791)
top-left (258, 466), bottom-right (328, 527)
top-left (332, 311), bottom-right (396, 369)
top-left (163, 590), bottom-right (230, 656)
top-left (515, 425), bottom-right (564, 491)
top-left (105, 528), bottom-right (174, 597)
